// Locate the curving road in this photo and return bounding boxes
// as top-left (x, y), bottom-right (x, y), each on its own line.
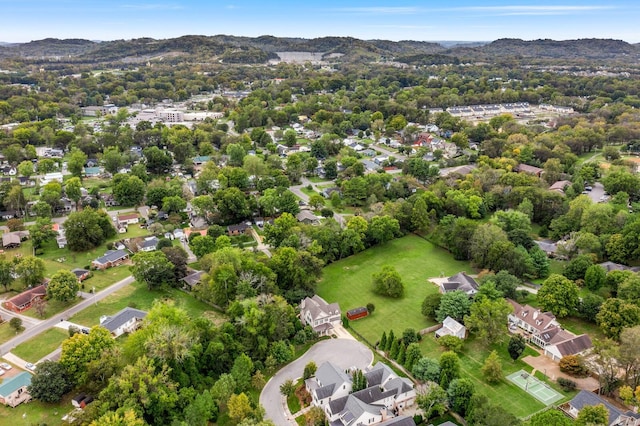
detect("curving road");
top-left (260, 338), bottom-right (373, 425)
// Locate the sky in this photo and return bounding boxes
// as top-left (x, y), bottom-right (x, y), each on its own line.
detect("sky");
top-left (1, 0), bottom-right (639, 44)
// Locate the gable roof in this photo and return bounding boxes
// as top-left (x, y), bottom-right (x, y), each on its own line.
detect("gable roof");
top-left (380, 416), bottom-right (417, 426)
top-left (314, 362), bottom-right (351, 391)
top-left (301, 295), bottom-right (340, 321)
top-left (6, 284), bottom-right (47, 308)
top-left (598, 261), bottom-right (628, 272)
top-left (508, 299), bottom-right (557, 332)
top-left (365, 362), bottom-right (395, 387)
top-left (555, 334), bottom-right (593, 357)
top-left (517, 163), bottom-right (544, 175)
top-left (443, 272), bottom-right (478, 295)
top-left (0, 372), bottom-right (31, 396)
top-left (570, 390), bottom-right (640, 425)
top-left (296, 210), bottom-right (320, 223)
top-left (117, 213), bottom-right (139, 221)
top-left (549, 180), bottom-right (571, 193)
top-left (182, 270), bottom-right (204, 287)
top-left (94, 249), bottom-right (129, 265)
top-left (100, 307), bottom-right (147, 332)
top-left (138, 236), bottom-right (159, 249)
top-left (71, 268), bottom-right (89, 278)
top-left (437, 316), bottom-right (466, 337)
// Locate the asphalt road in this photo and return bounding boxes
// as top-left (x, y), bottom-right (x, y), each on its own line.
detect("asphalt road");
top-left (260, 338), bottom-right (373, 425)
top-left (0, 275), bottom-right (135, 357)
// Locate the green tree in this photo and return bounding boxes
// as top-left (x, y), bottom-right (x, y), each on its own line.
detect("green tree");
top-left (482, 351), bottom-right (503, 383)
top-left (16, 255), bottom-right (45, 288)
top-left (412, 357), bottom-right (440, 382)
top-left (436, 290), bottom-right (472, 323)
top-left (563, 254), bottom-right (594, 281)
top-left (64, 208), bottom-right (116, 252)
top-left (597, 298), bottom-right (640, 339)
top-left (143, 146), bottom-right (173, 174)
top-left (367, 215), bottom-right (400, 245)
top-left (17, 160), bottom-right (34, 178)
top-left (68, 148), bottom-right (88, 178)
top-left (113, 175), bottom-right (146, 206)
top-left (529, 409), bottom-right (573, 426)
top-left (537, 274), bottom-right (580, 318)
top-left (0, 256), bottom-right (14, 291)
top-left (439, 351), bottom-right (460, 389)
top-left (465, 296), bottom-right (512, 345)
top-left (619, 274), bottom-right (640, 303)
top-left (508, 334), bottom-right (526, 361)
top-left (576, 404), bottom-right (609, 426)
top-left (60, 326), bottom-right (116, 383)
top-left (228, 392), bottom-right (253, 423)
top-left (131, 250), bottom-right (176, 290)
top-left (99, 356), bottom-right (178, 425)
top-left (64, 177), bottom-right (82, 208)
top-left (9, 317), bottom-right (22, 332)
top-left (231, 353), bottom-right (254, 393)
top-left (351, 369), bottom-right (368, 392)
top-left (46, 269), bottom-right (79, 302)
top-left (303, 362), bottom-right (317, 380)
top-left (89, 409), bottom-right (146, 426)
top-left (416, 382), bottom-right (447, 418)
top-left (190, 235), bottom-right (217, 258)
top-left (421, 293), bottom-right (442, 320)
top-left (447, 378), bottom-right (475, 416)
top-left (27, 360), bottom-right (73, 403)
top-left (372, 265), bottom-right (404, 298)
top-left (405, 342), bottom-right (422, 371)
top-left (101, 146), bottom-right (126, 174)
top-left (585, 265), bottom-right (607, 291)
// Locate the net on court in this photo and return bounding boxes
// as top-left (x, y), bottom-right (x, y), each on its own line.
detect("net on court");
top-left (507, 370), bottom-right (564, 405)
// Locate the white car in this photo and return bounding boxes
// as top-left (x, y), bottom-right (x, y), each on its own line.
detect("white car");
top-left (0, 369), bottom-right (4, 376)
top-left (25, 362), bottom-right (36, 372)
top-left (0, 363), bottom-right (12, 370)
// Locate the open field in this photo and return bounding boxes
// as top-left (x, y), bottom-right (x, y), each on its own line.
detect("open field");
top-left (317, 235), bottom-right (473, 343)
top-left (68, 281), bottom-right (225, 327)
top-left (12, 327), bottom-right (68, 363)
top-left (0, 393), bottom-right (72, 426)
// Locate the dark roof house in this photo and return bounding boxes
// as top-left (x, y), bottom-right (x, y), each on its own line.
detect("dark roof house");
top-left (441, 272), bottom-right (479, 296)
top-left (100, 307), bottom-right (147, 337)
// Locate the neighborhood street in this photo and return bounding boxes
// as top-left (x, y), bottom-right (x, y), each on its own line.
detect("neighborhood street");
top-left (260, 338), bottom-right (373, 425)
top-left (0, 275), bottom-right (135, 359)
top-left (290, 177), bottom-right (348, 227)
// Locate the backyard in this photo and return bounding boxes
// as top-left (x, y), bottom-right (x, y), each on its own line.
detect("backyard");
top-left (317, 234), bottom-right (576, 418)
top-left (68, 280), bottom-right (225, 327)
top-left (317, 234), bottom-right (473, 344)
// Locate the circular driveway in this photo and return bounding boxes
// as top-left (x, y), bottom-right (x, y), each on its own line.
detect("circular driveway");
top-left (260, 338), bottom-right (373, 425)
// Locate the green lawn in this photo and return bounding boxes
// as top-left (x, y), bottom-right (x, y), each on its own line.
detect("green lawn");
top-left (0, 393), bottom-right (71, 426)
top-left (300, 187), bottom-right (320, 198)
top-left (317, 235), bottom-right (473, 344)
top-left (0, 321), bottom-right (23, 345)
top-left (69, 281), bottom-right (225, 327)
top-left (560, 316), bottom-right (606, 342)
top-left (12, 327), bottom-right (68, 363)
top-left (414, 333), bottom-right (574, 418)
top-left (20, 297), bottom-right (79, 320)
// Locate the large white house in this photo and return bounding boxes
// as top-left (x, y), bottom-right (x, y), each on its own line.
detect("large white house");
top-left (100, 307), bottom-right (147, 338)
top-left (300, 295), bottom-right (341, 336)
top-left (306, 361), bottom-right (416, 426)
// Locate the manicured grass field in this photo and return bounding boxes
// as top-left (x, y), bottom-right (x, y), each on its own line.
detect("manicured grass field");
top-left (317, 235), bottom-right (473, 343)
top-left (414, 333), bottom-right (573, 417)
top-left (0, 322), bottom-right (22, 345)
top-left (0, 393), bottom-right (72, 426)
top-left (12, 327), bottom-right (69, 363)
top-left (68, 281), bottom-right (225, 327)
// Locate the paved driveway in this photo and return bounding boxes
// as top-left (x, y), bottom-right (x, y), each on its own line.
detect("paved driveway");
top-left (260, 338), bottom-right (373, 425)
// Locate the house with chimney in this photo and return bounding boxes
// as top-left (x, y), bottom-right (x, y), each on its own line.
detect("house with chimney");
top-left (300, 295), bottom-right (341, 336)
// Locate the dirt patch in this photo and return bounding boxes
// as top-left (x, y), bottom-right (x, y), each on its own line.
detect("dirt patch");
top-left (522, 355), bottom-right (599, 391)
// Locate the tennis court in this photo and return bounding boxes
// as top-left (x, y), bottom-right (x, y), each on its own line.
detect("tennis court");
top-left (507, 370), bottom-right (564, 405)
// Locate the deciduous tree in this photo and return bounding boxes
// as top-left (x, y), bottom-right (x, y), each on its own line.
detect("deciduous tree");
top-left (27, 360), bottom-right (73, 402)
top-left (371, 265), bottom-right (404, 298)
top-left (537, 274), bottom-right (580, 318)
top-left (46, 269), bottom-right (80, 302)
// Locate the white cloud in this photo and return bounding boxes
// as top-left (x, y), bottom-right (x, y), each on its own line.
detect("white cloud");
top-left (332, 7), bottom-right (420, 15)
top-left (456, 5), bottom-right (615, 16)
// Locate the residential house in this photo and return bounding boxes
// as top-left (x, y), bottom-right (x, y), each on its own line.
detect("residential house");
top-left (439, 272), bottom-right (479, 297)
top-left (71, 268), bottom-right (90, 282)
top-left (173, 228), bottom-right (185, 240)
top-left (516, 163), bottom-right (544, 178)
top-left (17, 176), bottom-right (34, 187)
top-left (300, 295), bottom-right (341, 336)
top-left (0, 166), bottom-right (16, 176)
top-left (2, 230), bottom-right (29, 249)
top-left (100, 307), bottom-right (147, 338)
top-left (91, 249), bottom-right (129, 270)
top-left (0, 210), bottom-right (22, 220)
top-left (40, 172), bottom-right (64, 186)
top-left (296, 210), bottom-right (321, 225)
top-left (137, 236), bottom-right (159, 252)
top-left (84, 167), bottom-right (101, 177)
top-left (309, 361), bottom-right (416, 426)
top-left (598, 261), bottom-right (633, 273)
top-left (535, 239), bottom-right (559, 257)
top-left (306, 362), bottom-right (352, 408)
top-left (0, 372), bottom-right (32, 407)
top-left (563, 390), bottom-right (640, 426)
top-left (227, 223), bottom-right (250, 236)
top-left (321, 187), bottom-right (341, 199)
top-left (549, 180), bottom-right (571, 195)
top-left (182, 270), bottom-right (204, 290)
top-left (116, 213), bottom-right (139, 225)
top-left (101, 193), bottom-right (118, 207)
top-left (435, 316), bottom-right (466, 339)
top-left (508, 299), bottom-right (592, 361)
top-left (4, 284), bottom-right (47, 313)
top-left (192, 156), bottom-right (211, 166)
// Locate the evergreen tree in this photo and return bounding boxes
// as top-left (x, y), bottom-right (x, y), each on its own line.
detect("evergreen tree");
top-left (386, 330), bottom-right (395, 351)
top-left (379, 331), bottom-right (387, 351)
top-left (397, 342), bottom-right (407, 364)
top-left (389, 339), bottom-right (400, 359)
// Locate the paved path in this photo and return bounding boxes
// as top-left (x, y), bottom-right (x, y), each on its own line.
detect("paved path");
top-left (523, 355), bottom-right (599, 391)
top-left (260, 338), bottom-right (373, 426)
top-left (2, 352), bottom-right (30, 371)
top-left (290, 177), bottom-right (349, 228)
top-left (0, 275), bottom-right (135, 357)
top-left (0, 304), bottom-right (43, 328)
top-left (249, 228), bottom-right (272, 258)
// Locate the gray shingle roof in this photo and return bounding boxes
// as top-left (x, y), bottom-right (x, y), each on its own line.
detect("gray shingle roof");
top-left (182, 270), bottom-right (204, 287)
top-left (100, 307), bottom-right (147, 332)
top-left (380, 416), bottom-right (417, 426)
top-left (94, 249), bottom-right (129, 265)
top-left (570, 390), bottom-right (639, 425)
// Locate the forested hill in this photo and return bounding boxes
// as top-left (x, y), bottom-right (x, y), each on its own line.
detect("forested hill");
top-left (0, 35), bottom-right (638, 64)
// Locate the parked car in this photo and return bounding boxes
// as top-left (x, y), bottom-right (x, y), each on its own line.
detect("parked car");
top-left (81, 328), bottom-right (90, 335)
top-left (0, 363), bottom-right (12, 370)
top-left (25, 362), bottom-right (36, 371)
top-left (0, 369), bottom-right (4, 376)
